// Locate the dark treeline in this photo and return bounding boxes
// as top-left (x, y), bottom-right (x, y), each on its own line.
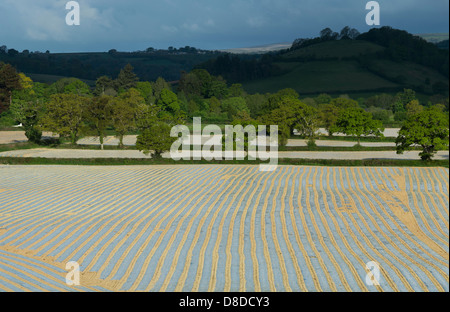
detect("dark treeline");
top-left (0, 45), bottom-right (222, 83)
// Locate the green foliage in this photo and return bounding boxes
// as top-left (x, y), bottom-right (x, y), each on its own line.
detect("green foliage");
top-left (334, 107), bottom-right (385, 143)
top-left (396, 108), bottom-right (449, 161)
top-left (95, 76), bottom-right (115, 96)
top-left (222, 97), bottom-right (249, 120)
top-left (116, 64), bottom-right (139, 92)
top-left (319, 103), bottom-right (340, 136)
top-left (136, 119), bottom-right (177, 159)
top-left (40, 93), bottom-right (89, 144)
top-left (136, 81), bottom-right (154, 104)
top-left (85, 95), bottom-right (113, 149)
top-left (158, 89), bottom-right (180, 114)
top-left (110, 89), bottom-right (144, 147)
top-left (0, 62), bottom-right (22, 113)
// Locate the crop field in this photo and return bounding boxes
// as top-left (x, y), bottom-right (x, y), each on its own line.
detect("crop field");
top-left (0, 165), bottom-right (448, 292)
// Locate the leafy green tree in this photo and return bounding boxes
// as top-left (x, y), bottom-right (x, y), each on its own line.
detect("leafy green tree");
top-left (405, 100), bottom-right (424, 117)
top-left (116, 63), bottom-right (138, 91)
top-left (111, 89), bottom-right (144, 148)
top-left (334, 108), bottom-right (384, 144)
top-left (152, 77), bottom-right (171, 100)
top-left (178, 72), bottom-right (202, 98)
top-left (10, 75), bottom-right (48, 143)
top-left (207, 76), bottom-right (229, 99)
top-left (396, 108), bottom-right (449, 161)
top-left (208, 96), bottom-right (222, 116)
top-left (136, 122), bottom-right (176, 159)
top-left (222, 97), bottom-right (249, 120)
top-left (293, 104), bottom-right (321, 146)
top-left (228, 83), bottom-right (245, 97)
top-left (135, 104), bottom-right (177, 158)
top-left (136, 81), bottom-right (154, 104)
top-left (51, 78), bottom-right (91, 96)
top-left (245, 93), bottom-right (267, 118)
top-left (95, 76), bottom-right (115, 96)
top-left (319, 103), bottom-right (340, 136)
top-left (40, 94), bottom-right (89, 144)
top-left (329, 97), bottom-right (359, 110)
top-left (262, 88), bottom-right (299, 114)
top-left (0, 63), bottom-right (22, 113)
top-left (158, 89), bottom-right (180, 114)
top-left (314, 93), bottom-right (332, 105)
top-left (85, 95), bottom-right (113, 150)
top-left (392, 89), bottom-right (416, 113)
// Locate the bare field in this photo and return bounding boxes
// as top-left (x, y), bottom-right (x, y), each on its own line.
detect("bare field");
top-left (0, 165), bottom-right (448, 292)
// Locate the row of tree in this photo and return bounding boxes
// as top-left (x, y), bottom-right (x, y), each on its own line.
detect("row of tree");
top-left (1, 62), bottom-right (448, 160)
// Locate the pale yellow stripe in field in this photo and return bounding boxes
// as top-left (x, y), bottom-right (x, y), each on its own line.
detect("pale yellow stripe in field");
top-left (278, 167), bottom-right (308, 292)
top-left (0, 245), bottom-right (102, 292)
top-left (0, 254), bottom-right (68, 292)
top-left (269, 167), bottom-right (292, 291)
top-left (412, 168), bottom-right (449, 239)
top-left (94, 167), bottom-right (215, 280)
top-left (332, 168), bottom-right (400, 291)
top-left (0, 263), bottom-right (48, 291)
top-left (436, 168), bottom-right (449, 195)
top-left (159, 166), bottom-right (247, 291)
top-left (257, 166), bottom-right (285, 292)
top-left (418, 169), bottom-right (449, 231)
top-left (73, 167), bottom-right (185, 265)
top-left (425, 169), bottom-right (449, 214)
top-left (2, 168), bottom-right (143, 247)
top-left (235, 170), bottom-right (270, 292)
top-left (407, 169), bottom-right (448, 246)
top-left (288, 168), bottom-right (322, 291)
top-left (321, 168), bottom-right (373, 292)
top-left (339, 168), bottom-right (416, 291)
top-left (174, 167), bottom-right (249, 292)
top-left (115, 167), bottom-right (220, 290)
top-left (19, 167), bottom-right (150, 253)
top-left (351, 168), bottom-right (445, 291)
top-left (80, 167), bottom-right (208, 274)
top-left (248, 168), bottom-right (278, 292)
top-left (128, 166), bottom-right (229, 291)
top-left (163, 167), bottom-right (250, 292)
top-left (57, 167), bottom-right (184, 263)
top-left (0, 276), bottom-right (14, 291)
top-left (0, 167), bottom-right (108, 221)
top-left (372, 168), bottom-right (449, 267)
top-left (305, 168), bottom-right (352, 292)
top-left (207, 167), bottom-right (259, 292)
top-left (223, 168), bottom-right (261, 292)
top-left (313, 168), bottom-right (368, 291)
top-left (297, 169), bottom-right (337, 291)
top-left (0, 270), bottom-right (30, 292)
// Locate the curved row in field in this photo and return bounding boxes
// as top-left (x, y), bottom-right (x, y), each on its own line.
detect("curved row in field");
top-left (0, 165), bottom-right (448, 292)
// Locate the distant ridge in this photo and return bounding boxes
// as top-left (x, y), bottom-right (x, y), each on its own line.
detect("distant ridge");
top-left (415, 33), bottom-right (449, 43)
top-left (219, 42), bottom-right (292, 54)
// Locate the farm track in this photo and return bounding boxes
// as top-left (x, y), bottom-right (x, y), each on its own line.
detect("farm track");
top-left (0, 165), bottom-right (448, 292)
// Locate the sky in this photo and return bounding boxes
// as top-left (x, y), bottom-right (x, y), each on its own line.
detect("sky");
top-left (0, 0), bottom-right (448, 53)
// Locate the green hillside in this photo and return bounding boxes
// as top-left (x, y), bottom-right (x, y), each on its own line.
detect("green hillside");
top-left (242, 60), bottom-right (399, 94)
top-left (282, 40), bottom-right (385, 59)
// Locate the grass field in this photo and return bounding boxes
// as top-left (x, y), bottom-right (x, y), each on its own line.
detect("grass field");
top-left (282, 40), bottom-right (385, 60)
top-left (242, 60), bottom-right (400, 94)
top-left (0, 165), bottom-right (448, 292)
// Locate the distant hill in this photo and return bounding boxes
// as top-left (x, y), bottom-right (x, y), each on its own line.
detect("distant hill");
top-left (219, 43), bottom-right (292, 54)
top-left (197, 27), bottom-right (449, 97)
top-left (416, 33), bottom-right (449, 43)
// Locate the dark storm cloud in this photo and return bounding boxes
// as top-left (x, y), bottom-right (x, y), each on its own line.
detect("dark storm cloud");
top-left (0, 0), bottom-right (448, 52)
